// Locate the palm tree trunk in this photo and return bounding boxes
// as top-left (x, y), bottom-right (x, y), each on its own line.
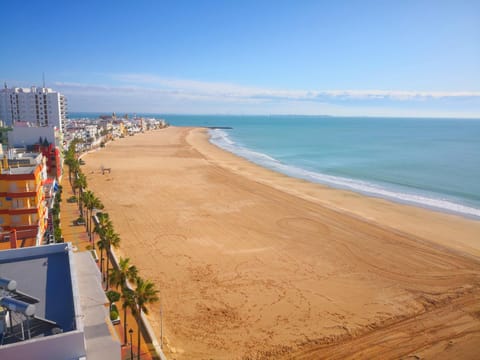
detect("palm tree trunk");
top-left (137, 309), bottom-right (141, 360)
top-left (99, 246), bottom-right (104, 279)
top-left (123, 304), bottom-right (128, 345)
top-left (105, 248), bottom-right (110, 289)
top-left (88, 209), bottom-right (92, 240)
top-left (79, 190), bottom-right (84, 217)
top-left (86, 208), bottom-right (90, 237)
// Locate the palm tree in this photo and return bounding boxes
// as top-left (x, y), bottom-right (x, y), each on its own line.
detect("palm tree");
top-left (74, 172), bottom-right (87, 216)
top-left (90, 195), bottom-right (104, 242)
top-left (83, 191), bottom-right (104, 243)
top-left (82, 191), bottom-right (94, 236)
top-left (132, 277), bottom-right (159, 360)
top-left (97, 237), bottom-right (107, 281)
top-left (69, 158), bottom-right (80, 189)
top-left (109, 257), bottom-right (138, 344)
top-left (109, 257), bottom-right (138, 290)
top-left (63, 143), bottom-right (78, 187)
top-left (104, 227), bottom-right (121, 289)
top-left (122, 288), bottom-right (137, 350)
top-left (94, 213), bottom-right (112, 278)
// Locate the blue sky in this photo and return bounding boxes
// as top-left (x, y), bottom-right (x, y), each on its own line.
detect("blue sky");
top-left (1, 0), bottom-right (479, 117)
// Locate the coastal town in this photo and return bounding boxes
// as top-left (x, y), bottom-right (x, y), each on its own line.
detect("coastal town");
top-left (1, 82), bottom-right (480, 360)
top-left (2, 2), bottom-right (480, 359)
top-left (0, 85), bottom-right (167, 360)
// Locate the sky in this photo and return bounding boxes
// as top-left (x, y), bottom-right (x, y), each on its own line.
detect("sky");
top-left (1, 0), bottom-right (479, 117)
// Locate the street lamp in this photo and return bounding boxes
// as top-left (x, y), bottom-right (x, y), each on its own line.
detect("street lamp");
top-left (129, 328), bottom-right (134, 360)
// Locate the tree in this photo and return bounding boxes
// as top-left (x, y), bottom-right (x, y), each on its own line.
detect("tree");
top-left (122, 288), bottom-right (137, 347)
top-left (109, 257), bottom-right (138, 290)
top-left (82, 191), bottom-right (104, 243)
top-left (94, 212), bottom-right (112, 279)
top-left (106, 290), bottom-right (120, 306)
top-left (82, 191), bottom-right (94, 236)
top-left (103, 227), bottom-right (121, 289)
top-left (74, 172), bottom-right (87, 216)
top-left (64, 141), bottom-right (80, 187)
top-left (109, 257), bottom-right (138, 344)
top-left (132, 277), bottom-right (159, 359)
top-left (89, 195), bottom-right (104, 244)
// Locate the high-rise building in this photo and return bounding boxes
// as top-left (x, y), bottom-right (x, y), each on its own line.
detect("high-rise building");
top-left (0, 86), bottom-right (67, 132)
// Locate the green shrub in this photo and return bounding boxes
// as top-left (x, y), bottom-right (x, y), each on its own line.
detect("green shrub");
top-left (110, 309), bottom-right (119, 321)
top-left (106, 290), bottom-right (120, 305)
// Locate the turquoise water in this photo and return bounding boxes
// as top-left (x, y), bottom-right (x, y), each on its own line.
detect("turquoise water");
top-left (70, 113), bottom-right (480, 218)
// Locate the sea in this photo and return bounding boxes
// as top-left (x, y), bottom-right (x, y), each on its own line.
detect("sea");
top-left (70, 113), bottom-right (480, 219)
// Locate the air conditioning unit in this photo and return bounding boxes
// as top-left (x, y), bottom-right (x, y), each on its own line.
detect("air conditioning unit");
top-left (4, 235), bottom-right (10, 242)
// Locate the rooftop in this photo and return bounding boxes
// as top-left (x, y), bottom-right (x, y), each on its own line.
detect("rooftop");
top-left (0, 244), bottom-right (120, 360)
top-left (1, 165), bottom-right (37, 175)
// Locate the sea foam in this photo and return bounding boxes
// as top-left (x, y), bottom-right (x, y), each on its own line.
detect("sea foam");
top-left (209, 129), bottom-right (480, 219)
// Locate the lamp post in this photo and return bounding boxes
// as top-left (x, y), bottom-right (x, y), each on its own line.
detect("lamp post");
top-left (129, 328), bottom-right (134, 360)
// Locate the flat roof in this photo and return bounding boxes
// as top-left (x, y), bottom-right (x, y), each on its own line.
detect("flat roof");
top-left (2, 166), bottom-right (36, 175)
top-left (0, 244), bottom-right (120, 359)
top-left (0, 244), bottom-right (76, 335)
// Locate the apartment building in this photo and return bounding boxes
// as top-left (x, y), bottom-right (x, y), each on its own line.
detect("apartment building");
top-left (0, 154), bottom-right (48, 248)
top-left (0, 86), bottom-right (67, 132)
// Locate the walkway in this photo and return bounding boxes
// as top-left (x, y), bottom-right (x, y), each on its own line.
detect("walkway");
top-left (60, 170), bottom-right (157, 360)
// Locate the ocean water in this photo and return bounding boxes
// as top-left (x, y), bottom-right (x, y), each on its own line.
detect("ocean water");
top-left (70, 113), bottom-right (480, 218)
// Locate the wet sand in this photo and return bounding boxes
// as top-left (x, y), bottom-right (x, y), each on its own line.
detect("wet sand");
top-left (83, 127), bottom-right (480, 359)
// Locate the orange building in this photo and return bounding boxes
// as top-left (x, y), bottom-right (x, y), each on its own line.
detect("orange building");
top-left (0, 156), bottom-right (48, 249)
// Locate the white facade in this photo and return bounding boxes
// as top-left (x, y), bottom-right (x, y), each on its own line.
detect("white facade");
top-left (0, 86), bottom-right (67, 132)
top-left (7, 123), bottom-right (62, 148)
top-left (84, 124), bottom-right (99, 139)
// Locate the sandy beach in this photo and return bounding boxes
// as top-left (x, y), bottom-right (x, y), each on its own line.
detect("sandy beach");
top-left (83, 126), bottom-right (480, 359)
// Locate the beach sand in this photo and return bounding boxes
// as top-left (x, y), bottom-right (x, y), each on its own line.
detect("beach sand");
top-left (83, 126), bottom-right (480, 359)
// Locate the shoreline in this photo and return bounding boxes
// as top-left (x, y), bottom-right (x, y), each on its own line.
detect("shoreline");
top-left (83, 126), bottom-right (480, 359)
top-left (208, 128), bottom-right (480, 220)
top-left (192, 127), bottom-right (480, 258)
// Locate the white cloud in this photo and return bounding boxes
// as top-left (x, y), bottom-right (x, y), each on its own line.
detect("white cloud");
top-left (106, 73), bottom-right (480, 101)
top-left (51, 76), bottom-right (480, 117)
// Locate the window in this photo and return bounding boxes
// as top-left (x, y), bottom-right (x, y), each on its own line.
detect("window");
top-left (13, 199), bottom-right (22, 208)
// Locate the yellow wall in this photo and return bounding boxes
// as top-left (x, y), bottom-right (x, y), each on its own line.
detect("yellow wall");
top-left (0, 166), bottom-right (46, 232)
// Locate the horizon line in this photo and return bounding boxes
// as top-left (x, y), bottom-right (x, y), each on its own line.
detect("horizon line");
top-left (67, 111), bottom-right (480, 120)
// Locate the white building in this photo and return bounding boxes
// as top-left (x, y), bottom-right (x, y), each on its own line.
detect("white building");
top-left (7, 122), bottom-right (62, 148)
top-left (0, 86), bottom-right (67, 132)
top-left (84, 124), bottom-right (99, 140)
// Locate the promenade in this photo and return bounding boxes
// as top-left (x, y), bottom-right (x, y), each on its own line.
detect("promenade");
top-left (60, 171), bottom-right (157, 360)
